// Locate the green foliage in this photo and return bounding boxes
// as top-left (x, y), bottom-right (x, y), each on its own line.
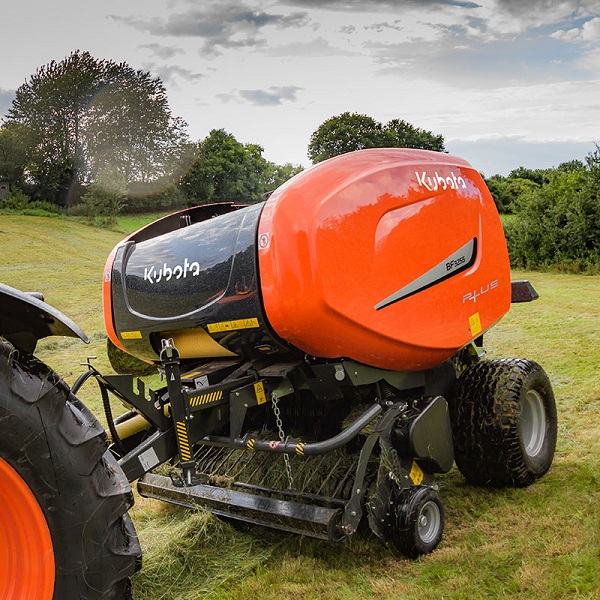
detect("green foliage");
top-left (0, 188), bottom-right (30, 210)
top-left (264, 161), bottom-right (304, 193)
top-left (505, 150), bottom-right (600, 272)
top-left (75, 167), bottom-right (126, 227)
top-left (384, 118), bottom-right (445, 152)
top-left (4, 50), bottom-right (188, 207)
top-left (0, 122), bottom-right (32, 188)
top-left (307, 112), bottom-right (445, 163)
top-left (125, 181), bottom-right (187, 213)
top-left (181, 129), bottom-right (302, 204)
top-left (507, 166), bottom-right (549, 186)
top-left (307, 113), bottom-right (388, 163)
top-left (0, 187), bottom-right (64, 216)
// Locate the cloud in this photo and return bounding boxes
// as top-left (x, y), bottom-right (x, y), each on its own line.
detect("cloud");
top-left (112, 1), bottom-right (311, 57)
top-left (148, 64), bottom-right (204, 85)
top-left (283, 0), bottom-right (480, 9)
top-left (264, 36), bottom-right (358, 57)
top-left (139, 43), bottom-right (185, 59)
top-left (218, 85), bottom-right (303, 106)
top-left (552, 15), bottom-right (600, 43)
top-left (0, 89), bottom-right (15, 118)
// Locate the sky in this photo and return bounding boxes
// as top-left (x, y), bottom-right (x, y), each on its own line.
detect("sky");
top-left (1, 0), bottom-right (599, 176)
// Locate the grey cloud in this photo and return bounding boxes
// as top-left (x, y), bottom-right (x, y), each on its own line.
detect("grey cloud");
top-left (264, 36), bottom-right (358, 57)
top-left (145, 64), bottom-right (204, 86)
top-left (369, 30), bottom-right (585, 88)
top-left (494, 0), bottom-right (577, 17)
top-left (280, 0), bottom-right (480, 10)
top-left (112, 3), bottom-right (311, 57)
top-left (140, 43), bottom-right (185, 59)
top-left (219, 86), bottom-right (303, 106)
top-left (364, 20), bottom-right (404, 33)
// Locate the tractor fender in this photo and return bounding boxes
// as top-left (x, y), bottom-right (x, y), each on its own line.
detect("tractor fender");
top-left (0, 282), bottom-right (88, 354)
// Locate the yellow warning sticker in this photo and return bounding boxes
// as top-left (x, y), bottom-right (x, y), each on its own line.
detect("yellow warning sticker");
top-left (207, 318), bottom-right (260, 333)
top-left (121, 331), bottom-right (143, 340)
top-left (469, 312), bottom-right (482, 336)
top-left (409, 461), bottom-right (424, 485)
top-left (254, 381), bottom-right (267, 405)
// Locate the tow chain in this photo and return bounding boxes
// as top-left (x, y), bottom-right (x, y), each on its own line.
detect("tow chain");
top-left (271, 392), bottom-right (294, 490)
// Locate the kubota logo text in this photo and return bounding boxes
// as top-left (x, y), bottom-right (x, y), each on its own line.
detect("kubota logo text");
top-left (144, 259), bottom-right (200, 284)
top-left (416, 171), bottom-right (467, 192)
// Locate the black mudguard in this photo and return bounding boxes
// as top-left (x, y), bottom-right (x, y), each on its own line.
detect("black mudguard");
top-left (0, 282), bottom-right (88, 353)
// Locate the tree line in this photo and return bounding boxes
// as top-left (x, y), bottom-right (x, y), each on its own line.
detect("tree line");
top-left (0, 50), bottom-right (597, 271)
top-left (0, 51), bottom-right (445, 218)
top-left (500, 152), bottom-right (600, 273)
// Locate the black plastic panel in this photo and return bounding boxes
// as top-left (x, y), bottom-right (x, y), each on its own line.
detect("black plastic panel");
top-left (110, 203), bottom-right (288, 361)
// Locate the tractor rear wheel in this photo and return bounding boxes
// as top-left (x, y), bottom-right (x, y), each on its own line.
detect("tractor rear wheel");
top-left (0, 341), bottom-right (141, 599)
top-left (451, 358), bottom-right (557, 487)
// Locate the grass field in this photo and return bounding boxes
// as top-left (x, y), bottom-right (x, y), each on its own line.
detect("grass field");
top-left (0, 214), bottom-right (598, 599)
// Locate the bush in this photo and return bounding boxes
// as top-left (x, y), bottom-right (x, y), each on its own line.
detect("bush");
top-left (124, 182), bottom-right (187, 213)
top-left (505, 166), bottom-right (600, 273)
top-left (0, 188), bottom-right (64, 215)
top-left (75, 168), bottom-right (125, 226)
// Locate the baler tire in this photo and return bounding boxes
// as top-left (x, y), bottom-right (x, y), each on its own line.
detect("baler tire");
top-left (450, 358), bottom-right (557, 487)
top-left (0, 340), bottom-right (141, 600)
top-left (389, 485), bottom-right (445, 558)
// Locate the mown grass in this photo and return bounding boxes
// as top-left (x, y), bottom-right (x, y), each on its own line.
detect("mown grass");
top-left (0, 215), bottom-right (598, 599)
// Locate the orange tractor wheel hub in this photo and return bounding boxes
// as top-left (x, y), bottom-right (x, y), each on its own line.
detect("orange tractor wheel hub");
top-left (0, 457), bottom-right (55, 600)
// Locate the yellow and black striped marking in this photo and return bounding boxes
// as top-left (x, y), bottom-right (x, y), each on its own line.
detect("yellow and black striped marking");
top-left (176, 421), bottom-right (192, 462)
top-left (189, 390), bottom-right (223, 407)
top-left (247, 438), bottom-right (255, 451)
top-left (295, 442), bottom-right (305, 457)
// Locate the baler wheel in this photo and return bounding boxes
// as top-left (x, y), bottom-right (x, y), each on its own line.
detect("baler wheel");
top-left (0, 341), bottom-right (141, 599)
top-left (451, 358), bottom-right (557, 487)
top-left (389, 485), bottom-right (445, 557)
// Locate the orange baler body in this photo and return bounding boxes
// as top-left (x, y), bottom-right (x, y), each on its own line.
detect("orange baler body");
top-left (257, 148), bottom-right (511, 370)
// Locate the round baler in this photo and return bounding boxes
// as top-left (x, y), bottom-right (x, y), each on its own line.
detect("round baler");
top-left (98, 148), bottom-right (555, 556)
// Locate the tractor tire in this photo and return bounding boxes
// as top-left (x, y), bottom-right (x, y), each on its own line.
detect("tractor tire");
top-left (450, 358), bottom-right (557, 487)
top-left (389, 485), bottom-right (445, 558)
top-left (0, 340), bottom-right (141, 599)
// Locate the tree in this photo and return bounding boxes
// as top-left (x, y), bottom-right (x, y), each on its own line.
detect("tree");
top-left (180, 129), bottom-right (302, 205)
top-left (265, 162), bottom-right (304, 191)
top-left (307, 113), bottom-right (389, 163)
top-left (5, 50), bottom-right (188, 207)
top-left (0, 122), bottom-right (33, 188)
top-left (307, 112), bottom-right (445, 163)
top-left (384, 118), bottom-right (445, 152)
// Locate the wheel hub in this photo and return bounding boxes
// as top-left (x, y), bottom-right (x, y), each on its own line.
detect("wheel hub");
top-left (418, 500), bottom-right (442, 544)
top-left (521, 389), bottom-right (547, 458)
top-left (0, 457), bottom-right (55, 600)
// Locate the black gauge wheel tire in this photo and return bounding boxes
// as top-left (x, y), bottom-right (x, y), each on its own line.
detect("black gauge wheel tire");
top-left (389, 485), bottom-right (445, 558)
